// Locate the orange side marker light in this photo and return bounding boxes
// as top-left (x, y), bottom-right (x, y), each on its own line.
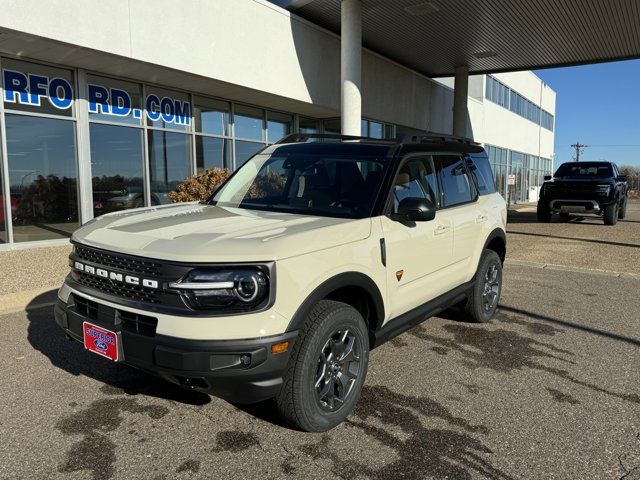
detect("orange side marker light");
top-left (271, 341), bottom-right (289, 355)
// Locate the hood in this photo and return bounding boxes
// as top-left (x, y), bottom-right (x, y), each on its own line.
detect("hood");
top-left (72, 202), bottom-right (372, 262)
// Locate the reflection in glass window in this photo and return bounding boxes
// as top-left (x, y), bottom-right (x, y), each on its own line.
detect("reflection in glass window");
top-left (267, 111), bottom-right (292, 143)
top-left (6, 115), bottom-right (78, 242)
top-left (384, 124), bottom-right (395, 139)
top-left (323, 119), bottom-right (340, 135)
top-left (194, 96), bottom-right (230, 136)
top-left (299, 117), bottom-right (320, 134)
top-left (90, 124), bottom-right (144, 216)
top-left (468, 153), bottom-right (496, 195)
top-left (361, 119), bottom-right (368, 136)
top-left (145, 87), bottom-right (191, 131)
top-left (234, 105), bottom-right (264, 141)
top-left (196, 136), bottom-right (230, 172)
top-left (2, 58), bottom-right (75, 117)
top-left (148, 130), bottom-right (192, 205)
top-left (235, 140), bottom-right (264, 167)
top-left (435, 155), bottom-right (474, 207)
top-left (87, 75), bottom-right (142, 126)
top-left (369, 122), bottom-right (383, 139)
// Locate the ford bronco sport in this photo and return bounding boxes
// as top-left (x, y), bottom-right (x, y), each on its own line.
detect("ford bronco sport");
top-left (537, 161), bottom-right (628, 225)
top-left (55, 133), bottom-right (507, 432)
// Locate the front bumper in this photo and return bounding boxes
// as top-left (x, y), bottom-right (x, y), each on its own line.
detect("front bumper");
top-left (543, 195), bottom-right (616, 213)
top-left (54, 294), bottom-right (297, 404)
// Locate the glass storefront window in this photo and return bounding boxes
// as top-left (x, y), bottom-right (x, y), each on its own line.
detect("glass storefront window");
top-left (194, 96), bottom-right (230, 136)
top-left (2, 58), bottom-right (75, 117)
top-left (299, 117), bottom-right (320, 134)
top-left (5, 114), bottom-right (78, 242)
top-left (148, 130), bottom-right (192, 205)
top-left (90, 124), bottom-right (145, 216)
top-left (384, 124), bottom-right (395, 139)
top-left (322, 119), bottom-right (340, 135)
top-left (234, 140), bottom-right (264, 167)
top-left (87, 75), bottom-right (142, 126)
top-left (145, 87), bottom-right (191, 132)
top-left (196, 136), bottom-right (230, 172)
top-left (369, 121), bottom-right (383, 139)
top-left (234, 105), bottom-right (264, 141)
top-left (267, 111), bottom-right (292, 143)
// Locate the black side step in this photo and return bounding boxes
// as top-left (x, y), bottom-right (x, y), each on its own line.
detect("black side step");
top-left (370, 280), bottom-right (473, 349)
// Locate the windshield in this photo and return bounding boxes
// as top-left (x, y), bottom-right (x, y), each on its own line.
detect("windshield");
top-left (554, 162), bottom-right (613, 178)
top-left (209, 153), bottom-right (389, 219)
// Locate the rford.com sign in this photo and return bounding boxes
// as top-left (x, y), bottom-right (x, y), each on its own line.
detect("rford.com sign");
top-left (2, 69), bottom-right (191, 126)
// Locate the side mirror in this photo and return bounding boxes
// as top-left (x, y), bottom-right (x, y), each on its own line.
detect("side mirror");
top-left (392, 197), bottom-right (436, 222)
top-left (544, 175), bottom-right (552, 181)
top-left (617, 174), bottom-right (628, 182)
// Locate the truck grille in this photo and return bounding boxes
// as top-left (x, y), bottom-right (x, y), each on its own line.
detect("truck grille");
top-left (74, 244), bottom-right (162, 276)
top-left (74, 271), bottom-right (161, 304)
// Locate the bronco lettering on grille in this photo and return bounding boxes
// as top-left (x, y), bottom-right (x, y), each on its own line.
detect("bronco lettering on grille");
top-left (73, 261), bottom-right (159, 289)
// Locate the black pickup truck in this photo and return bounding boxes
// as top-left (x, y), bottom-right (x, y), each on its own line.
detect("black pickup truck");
top-left (537, 161), bottom-right (628, 225)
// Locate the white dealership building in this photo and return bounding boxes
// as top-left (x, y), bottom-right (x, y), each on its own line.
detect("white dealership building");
top-left (0, 0), bottom-right (557, 248)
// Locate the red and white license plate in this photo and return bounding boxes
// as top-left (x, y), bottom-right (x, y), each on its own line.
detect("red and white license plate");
top-left (83, 322), bottom-right (120, 362)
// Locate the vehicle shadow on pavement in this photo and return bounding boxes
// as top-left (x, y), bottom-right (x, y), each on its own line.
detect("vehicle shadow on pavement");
top-left (405, 308), bottom-right (640, 406)
top-left (284, 385), bottom-right (515, 480)
top-left (25, 290), bottom-right (211, 407)
top-left (508, 230), bottom-right (640, 248)
top-left (507, 210), bottom-right (600, 225)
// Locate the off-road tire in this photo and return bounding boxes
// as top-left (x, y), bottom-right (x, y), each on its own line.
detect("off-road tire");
top-left (463, 250), bottom-right (502, 323)
top-left (537, 202), bottom-right (552, 222)
top-left (276, 300), bottom-right (369, 432)
top-left (604, 202), bottom-right (619, 225)
top-left (618, 197), bottom-right (627, 219)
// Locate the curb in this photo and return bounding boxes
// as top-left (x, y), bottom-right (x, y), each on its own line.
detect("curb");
top-left (0, 287), bottom-right (59, 316)
top-left (505, 259), bottom-right (640, 280)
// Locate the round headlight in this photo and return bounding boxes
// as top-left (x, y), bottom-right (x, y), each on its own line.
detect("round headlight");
top-left (171, 267), bottom-right (270, 311)
top-left (235, 271), bottom-right (266, 302)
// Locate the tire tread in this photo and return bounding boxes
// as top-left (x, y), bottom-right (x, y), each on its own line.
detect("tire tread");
top-left (276, 300), bottom-right (364, 431)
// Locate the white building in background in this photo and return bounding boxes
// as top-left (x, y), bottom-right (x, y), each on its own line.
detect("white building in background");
top-left (436, 71), bottom-right (556, 203)
top-left (0, 0), bottom-right (555, 249)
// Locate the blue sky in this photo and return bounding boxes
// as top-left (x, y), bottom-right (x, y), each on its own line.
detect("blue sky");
top-left (535, 60), bottom-right (640, 168)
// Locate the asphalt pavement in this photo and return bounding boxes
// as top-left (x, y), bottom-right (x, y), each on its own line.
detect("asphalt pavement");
top-left (0, 203), bottom-right (639, 480)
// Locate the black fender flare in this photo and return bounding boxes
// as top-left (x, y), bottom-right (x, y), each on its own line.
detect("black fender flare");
top-left (285, 271), bottom-right (385, 333)
top-left (482, 228), bottom-right (507, 264)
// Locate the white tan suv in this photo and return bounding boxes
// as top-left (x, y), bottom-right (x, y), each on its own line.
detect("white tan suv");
top-left (55, 133), bottom-right (507, 432)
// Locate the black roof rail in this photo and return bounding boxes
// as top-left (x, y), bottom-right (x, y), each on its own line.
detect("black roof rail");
top-left (275, 133), bottom-right (394, 144)
top-left (275, 131), bottom-right (479, 147)
top-left (397, 132), bottom-right (479, 146)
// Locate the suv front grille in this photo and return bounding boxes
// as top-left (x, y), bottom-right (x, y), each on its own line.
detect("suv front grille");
top-left (75, 271), bottom-right (161, 304)
top-left (74, 244), bottom-right (162, 276)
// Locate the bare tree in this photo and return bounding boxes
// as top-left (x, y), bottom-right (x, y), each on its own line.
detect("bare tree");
top-left (620, 165), bottom-right (640, 197)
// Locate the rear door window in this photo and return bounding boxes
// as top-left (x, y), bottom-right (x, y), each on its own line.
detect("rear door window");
top-left (468, 152), bottom-right (497, 195)
top-left (435, 155), bottom-right (475, 207)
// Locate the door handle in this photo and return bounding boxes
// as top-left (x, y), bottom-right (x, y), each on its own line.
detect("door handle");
top-left (434, 224), bottom-right (450, 235)
top-left (476, 214), bottom-right (488, 223)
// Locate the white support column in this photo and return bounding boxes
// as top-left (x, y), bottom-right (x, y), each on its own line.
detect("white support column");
top-left (341, 0), bottom-right (362, 136)
top-left (75, 69), bottom-right (95, 224)
top-left (453, 65), bottom-right (469, 137)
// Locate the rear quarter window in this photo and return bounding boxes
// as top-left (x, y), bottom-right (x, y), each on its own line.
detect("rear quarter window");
top-left (468, 152), bottom-right (497, 195)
